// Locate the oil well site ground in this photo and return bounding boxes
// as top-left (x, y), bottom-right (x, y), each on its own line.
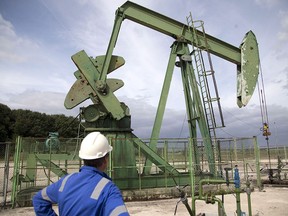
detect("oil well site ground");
top-left (0, 186), bottom-right (287, 216)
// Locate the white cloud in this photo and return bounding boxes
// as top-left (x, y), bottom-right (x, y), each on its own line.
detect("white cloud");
top-left (278, 11), bottom-right (288, 41)
top-left (44, 0), bottom-right (128, 54)
top-left (254, 0), bottom-right (279, 8)
top-left (0, 14), bottom-right (40, 63)
top-left (0, 11), bottom-right (77, 104)
top-left (1, 89), bottom-right (77, 116)
top-left (0, 0), bottom-right (287, 146)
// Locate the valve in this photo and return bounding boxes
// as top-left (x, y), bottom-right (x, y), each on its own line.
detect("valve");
top-left (205, 193), bottom-right (216, 204)
top-left (174, 184), bottom-right (193, 215)
top-left (234, 165), bottom-right (240, 189)
top-left (171, 174), bottom-right (193, 216)
top-left (224, 167), bottom-right (232, 186)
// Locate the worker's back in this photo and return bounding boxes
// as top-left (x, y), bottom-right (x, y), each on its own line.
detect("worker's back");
top-left (33, 166), bottom-right (129, 216)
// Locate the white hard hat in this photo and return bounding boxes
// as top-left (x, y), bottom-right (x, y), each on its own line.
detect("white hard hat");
top-left (79, 132), bottom-right (113, 160)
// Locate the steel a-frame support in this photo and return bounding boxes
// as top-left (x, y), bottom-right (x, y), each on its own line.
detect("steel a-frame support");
top-left (144, 41), bottom-right (216, 175)
top-left (179, 43), bottom-right (216, 175)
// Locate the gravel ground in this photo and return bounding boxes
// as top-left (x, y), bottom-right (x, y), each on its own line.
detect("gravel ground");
top-left (0, 186), bottom-right (287, 216)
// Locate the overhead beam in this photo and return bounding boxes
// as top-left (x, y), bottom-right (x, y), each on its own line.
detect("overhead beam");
top-left (119, 1), bottom-right (241, 65)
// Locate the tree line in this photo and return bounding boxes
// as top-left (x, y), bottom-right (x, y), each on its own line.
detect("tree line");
top-left (0, 103), bottom-right (80, 142)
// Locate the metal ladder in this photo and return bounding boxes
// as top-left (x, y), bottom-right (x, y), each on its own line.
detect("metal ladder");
top-left (186, 12), bottom-right (225, 140)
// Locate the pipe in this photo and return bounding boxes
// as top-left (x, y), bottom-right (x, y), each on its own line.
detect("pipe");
top-left (195, 178), bottom-right (234, 216)
top-left (235, 188), bottom-right (242, 216)
top-left (246, 186), bottom-right (252, 216)
top-left (188, 138), bottom-right (196, 216)
top-left (198, 179), bottom-right (234, 198)
top-left (192, 194), bottom-right (227, 216)
top-left (234, 166), bottom-right (242, 216)
top-left (214, 196), bottom-right (226, 216)
top-left (196, 166), bottom-right (247, 216)
top-left (180, 193), bottom-right (194, 216)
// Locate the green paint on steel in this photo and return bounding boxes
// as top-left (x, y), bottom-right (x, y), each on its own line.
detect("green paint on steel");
top-left (237, 31), bottom-right (260, 107)
top-left (114, 173), bottom-right (195, 190)
top-left (99, 9), bottom-right (125, 82)
top-left (107, 133), bottom-right (138, 179)
top-left (35, 157), bottom-right (68, 178)
top-left (131, 133), bottom-right (180, 176)
top-left (119, 1), bottom-right (241, 64)
top-left (143, 43), bottom-right (178, 175)
top-left (181, 44), bottom-right (216, 175)
top-left (65, 55), bottom-right (125, 109)
top-left (26, 154), bottom-right (37, 181)
top-left (11, 136), bottom-right (22, 208)
top-left (93, 55), bottom-right (125, 75)
top-left (60, 1), bottom-right (262, 205)
top-left (144, 41), bottom-right (216, 175)
top-left (69, 50), bottom-right (125, 120)
top-left (253, 136), bottom-right (262, 189)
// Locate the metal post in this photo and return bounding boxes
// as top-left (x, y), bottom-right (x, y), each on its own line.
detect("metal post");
top-left (108, 137), bottom-right (113, 178)
top-left (164, 140), bottom-right (168, 188)
top-left (138, 139), bottom-right (142, 190)
top-left (48, 143), bottom-right (52, 185)
top-left (217, 140), bottom-right (223, 177)
top-left (284, 146), bottom-right (287, 163)
top-left (235, 188), bottom-right (242, 216)
top-left (11, 136), bottom-right (22, 208)
top-left (2, 142), bottom-right (10, 207)
top-left (144, 42), bottom-right (178, 175)
top-left (246, 184), bottom-right (252, 216)
top-left (234, 138), bottom-right (238, 165)
top-left (172, 147), bottom-right (175, 166)
top-left (188, 138), bottom-right (196, 216)
top-left (234, 166), bottom-right (242, 216)
top-left (241, 140), bottom-right (245, 165)
top-left (253, 136), bottom-right (262, 189)
top-left (229, 141), bottom-right (233, 167)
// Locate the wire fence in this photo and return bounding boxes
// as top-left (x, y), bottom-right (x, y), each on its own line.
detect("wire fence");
top-left (0, 142), bottom-right (14, 208)
top-left (1, 136), bottom-right (287, 209)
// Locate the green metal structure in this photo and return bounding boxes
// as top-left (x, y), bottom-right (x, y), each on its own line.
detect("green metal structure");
top-left (64, 1), bottom-right (259, 181)
top-left (12, 1), bottom-right (261, 215)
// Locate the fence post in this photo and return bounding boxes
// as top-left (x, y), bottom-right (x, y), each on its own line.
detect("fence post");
top-left (11, 136), bottom-right (22, 208)
top-left (253, 136), bottom-right (262, 190)
top-left (2, 142), bottom-right (11, 207)
top-left (233, 138), bottom-right (238, 165)
top-left (284, 146), bottom-right (287, 163)
top-left (188, 138), bottom-right (196, 216)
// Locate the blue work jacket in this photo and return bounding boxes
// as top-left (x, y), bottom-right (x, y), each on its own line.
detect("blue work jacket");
top-left (33, 166), bottom-right (129, 216)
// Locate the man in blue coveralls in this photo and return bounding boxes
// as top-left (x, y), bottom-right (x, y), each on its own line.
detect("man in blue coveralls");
top-left (33, 131), bottom-right (130, 216)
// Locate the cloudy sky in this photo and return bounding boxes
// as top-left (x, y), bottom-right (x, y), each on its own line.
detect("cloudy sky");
top-left (0, 0), bottom-right (287, 147)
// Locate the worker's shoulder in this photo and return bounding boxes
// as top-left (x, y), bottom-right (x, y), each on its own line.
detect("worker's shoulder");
top-left (107, 180), bottom-right (122, 194)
